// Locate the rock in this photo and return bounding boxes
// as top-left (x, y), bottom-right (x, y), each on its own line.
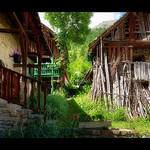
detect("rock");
top-left (111, 129), bottom-right (120, 136)
top-left (10, 109), bottom-right (33, 117)
top-left (78, 121), bottom-right (111, 128)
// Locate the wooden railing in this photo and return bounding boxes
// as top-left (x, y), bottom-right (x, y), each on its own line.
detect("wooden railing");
top-left (0, 65), bottom-right (51, 120)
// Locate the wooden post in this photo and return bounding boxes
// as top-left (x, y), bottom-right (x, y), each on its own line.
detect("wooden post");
top-left (113, 47), bottom-right (116, 61)
top-left (122, 47), bottom-right (125, 61)
top-left (129, 46), bottom-right (133, 62)
top-left (129, 12), bottom-right (135, 41)
top-left (44, 85), bottom-right (47, 122)
top-left (108, 47), bottom-right (112, 63)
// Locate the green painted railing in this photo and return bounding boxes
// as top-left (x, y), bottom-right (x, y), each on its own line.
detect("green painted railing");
top-left (34, 63), bottom-right (61, 78)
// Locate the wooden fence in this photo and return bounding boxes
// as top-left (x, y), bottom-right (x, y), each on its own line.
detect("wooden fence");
top-left (90, 51), bottom-right (150, 118)
top-left (0, 65), bottom-right (51, 120)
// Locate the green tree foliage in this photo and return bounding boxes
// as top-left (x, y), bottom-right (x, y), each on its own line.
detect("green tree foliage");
top-left (44, 12), bottom-right (93, 69)
top-left (68, 27), bottom-right (106, 84)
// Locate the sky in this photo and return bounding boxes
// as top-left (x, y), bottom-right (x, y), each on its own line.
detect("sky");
top-left (39, 12), bottom-right (126, 29)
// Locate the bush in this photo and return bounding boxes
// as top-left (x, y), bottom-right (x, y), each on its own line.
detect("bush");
top-left (46, 93), bottom-right (69, 120)
top-left (0, 122), bottom-right (78, 138)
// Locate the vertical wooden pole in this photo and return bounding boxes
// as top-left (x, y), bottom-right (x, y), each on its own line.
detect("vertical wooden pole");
top-left (44, 85), bottom-right (47, 122)
top-left (129, 46), bottom-right (133, 62)
top-left (24, 77), bottom-right (27, 108)
top-left (122, 47), bottom-right (125, 61)
top-left (30, 81), bottom-right (34, 108)
top-left (108, 47), bottom-right (112, 63)
top-left (113, 47), bottom-right (116, 60)
top-left (129, 12), bottom-right (135, 41)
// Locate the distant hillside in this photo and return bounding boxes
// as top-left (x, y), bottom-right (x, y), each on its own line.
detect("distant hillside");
top-left (93, 20), bottom-right (116, 29)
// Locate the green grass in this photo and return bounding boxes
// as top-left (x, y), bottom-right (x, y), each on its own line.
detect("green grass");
top-left (111, 118), bottom-right (150, 135)
top-left (2, 83), bottom-right (150, 138)
top-left (0, 122), bottom-right (78, 138)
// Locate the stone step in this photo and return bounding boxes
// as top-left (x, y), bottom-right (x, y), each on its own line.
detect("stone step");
top-left (22, 114), bottom-right (44, 123)
top-left (0, 113), bottom-right (10, 117)
top-left (0, 120), bottom-right (15, 126)
top-left (0, 103), bottom-right (9, 108)
top-left (0, 116), bottom-right (22, 122)
top-left (0, 108), bottom-right (10, 113)
top-left (8, 103), bottom-right (22, 110)
top-left (10, 109), bottom-right (33, 117)
top-left (0, 98), bottom-right (8, 104)
top-left (78, 121), bottom-right (111, 129)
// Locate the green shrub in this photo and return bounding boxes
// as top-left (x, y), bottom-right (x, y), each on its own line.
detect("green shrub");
top-left (0, 122), bottom-right (78, 138)
top-left (46, 93), bottom-right (69, 120)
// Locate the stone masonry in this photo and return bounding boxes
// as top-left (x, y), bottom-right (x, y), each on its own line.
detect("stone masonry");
top-left (0, 98), bottom-right (44, 133)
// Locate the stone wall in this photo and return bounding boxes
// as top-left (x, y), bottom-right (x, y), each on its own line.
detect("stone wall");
top-left (0, 98), bottom-right (44, 133)
top-left (76, 128), bottom-right (138, 138)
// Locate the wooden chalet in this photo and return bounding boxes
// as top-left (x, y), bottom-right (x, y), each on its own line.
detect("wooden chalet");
top-left (0, 12), bottom-right (55, 118)
top-left (89, 12), bottom-right (150, 118)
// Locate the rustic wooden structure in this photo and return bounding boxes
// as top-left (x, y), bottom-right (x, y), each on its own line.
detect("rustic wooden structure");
top-left (89, 12), bottom-right (150, 118)
top-left (0, 12), bottom-right (54, 120)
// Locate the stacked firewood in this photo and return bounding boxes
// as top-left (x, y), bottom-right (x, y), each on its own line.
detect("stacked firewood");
top-left (90, 51), bottom-right (150, 118)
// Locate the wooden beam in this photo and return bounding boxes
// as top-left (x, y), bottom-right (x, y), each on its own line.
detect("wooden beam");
top-left (0, 28), bottom-right (32, 34)
top-left (13, 64), bottom-right (39, 68)
top-left (104, 40), bottom-right (150, 46)
top-left (0, 28), bottom-right (18, 33)
top-left (9, 12), bottom-right (27, 37)
top-left (129, 12), bottom-right (135, 41)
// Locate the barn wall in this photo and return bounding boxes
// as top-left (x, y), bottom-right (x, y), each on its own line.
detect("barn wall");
top-left (133, 48), bottom-right (150, 62)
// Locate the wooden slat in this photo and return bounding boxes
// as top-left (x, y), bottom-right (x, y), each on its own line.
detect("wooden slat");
top-left (30, 81), bottom-right (34, 108)
top-left (38, 82), bottom-right (41, 112)
top-left (122, 47), bottom-right (125, 61)
top-left (108, 47), bottom-right (112, 62)
top-left (129, 12), bottom-right (135, 41)
top-left (0, 68), bottom-right (3, 97)
top-left (24, 77), bottom-right (27, 108)
top-left (104, 51), bottom-right (111, 106)
top-left (113, 47), bottom-right (116, 60)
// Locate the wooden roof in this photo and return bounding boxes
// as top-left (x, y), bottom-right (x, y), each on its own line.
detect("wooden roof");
top-left (88, 12), bottom-right (129, 51)
top-left (8, 12), bottom-right (53, 57)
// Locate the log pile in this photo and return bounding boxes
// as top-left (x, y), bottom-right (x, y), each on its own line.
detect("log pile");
top-left (90, 50), bottom-right (150, 118)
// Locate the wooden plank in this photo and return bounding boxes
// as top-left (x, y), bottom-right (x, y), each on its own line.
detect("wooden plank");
top-left (108, 47), bottom-right (112, 62)
top-left (129, 12), bottom-right (135, 41)
top-left (129, 46), bottom-right (133, 62)
top-left (30, 81), bottom-right (34, 108)
top-left (122, 47), bottom-right (125, 61)
top-left (125, 46), bottom-right (128, 60)
top-left (104, 51), bottom-right (111, 105)
top-left (120, 76), bottom-right (124, 107)
top-left (78, 121), bottom-right (111, 129)
top-left (9, 12), bottom-right (27, 37)
top-left (139, 12), bottom-right (147, 39)
top-left (117, 46), bottom-right (120, 57)
top-left (24, 77), bottom-right (27, 108)
top-left (100, 66), bottom-right (107, 106)
top-left (115, 71), bottom-right (120, 107)
top-left (113, 47), bottom-right (116, 60)
top-left (145, 62), bottom-right (148, 81)
top-left (134, 62), bottom-right (137, 80)
top-left (0, 28), bottom-right (31, 34)
top-left (148, 63), bottom-right (150, 81)
top-left (138, 62), bottom-right (141, 80)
